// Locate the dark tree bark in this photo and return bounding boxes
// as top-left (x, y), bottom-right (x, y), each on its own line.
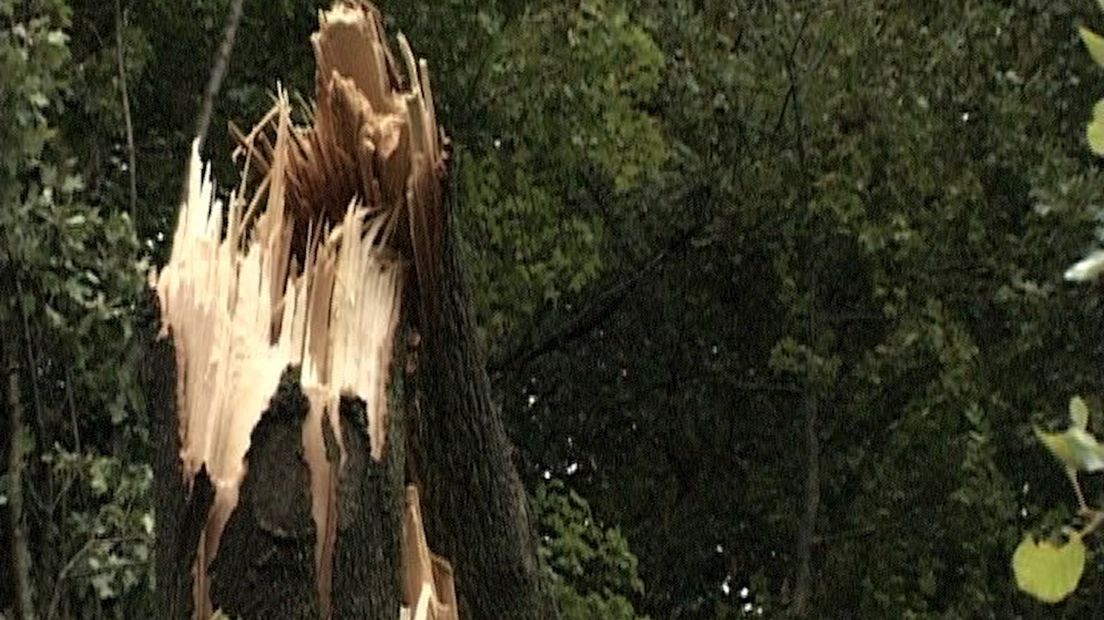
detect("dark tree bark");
top-left (409, 173), bottom-right (552, 620)
top-left (329, 396), bottom-right (402, 620)
top-left (143, 315), bottom-right (409, 619)
top-left (209, 368), bottom-right (319, 620)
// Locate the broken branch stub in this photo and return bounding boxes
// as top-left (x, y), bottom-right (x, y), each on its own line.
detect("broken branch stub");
top-left (150, 2), bottom-right (452, 618)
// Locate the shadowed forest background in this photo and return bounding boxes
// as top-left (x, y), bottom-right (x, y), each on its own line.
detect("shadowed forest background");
top-left (7, 0), bottom-right (1104, 617)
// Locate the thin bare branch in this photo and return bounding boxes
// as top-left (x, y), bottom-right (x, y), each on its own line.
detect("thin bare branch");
top-left (193, 0), bottom-right (245, 153)
top-left (114, 0), bottom-right (138, 226)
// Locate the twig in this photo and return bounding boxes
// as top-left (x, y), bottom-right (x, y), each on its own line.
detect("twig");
top-left (64, 365), bottom-right (81, 454)
top-left (489, 224), bottom-right (701, 374)
top-left (489, 247), bottom-right (668, 373)
top-left (1067, 467), bottom-right (1088, 514)
top-left (114, 0), bottom-right (138, 227)
top-left (46, 535), bottom-right (149, 620)
top-left (47, 538), bottom-right (98, 620)
top-left (14, 279), bottom-right (44, 449)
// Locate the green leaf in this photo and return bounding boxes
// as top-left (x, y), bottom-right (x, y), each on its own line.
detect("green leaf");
top-left (1034, 425), bottom-right (1104, 471)
top-left (1079, 26), bottom-right (1104, 67)
top-left (1070, 396), bottom-right (1090, 430)
top-left (1088, 118), bottom-right (1104, 155)
top-left (1088, 103), bottom-right (1104, 155)
top-left (1013, 534), bottom-right (1086, 603)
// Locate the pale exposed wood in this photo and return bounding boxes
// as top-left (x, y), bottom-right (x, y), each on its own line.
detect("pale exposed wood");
top-left (155, 2), bottom-right (450, 617)
top-left (401, 486), bottom-right (457, 620)
top-left (156, 107), bottom-right (407, 617)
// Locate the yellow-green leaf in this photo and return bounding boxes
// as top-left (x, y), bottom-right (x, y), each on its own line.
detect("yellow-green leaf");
top-left (1071, 396), bottom-right (1090, 430)
top-left (1080, 26), bottom-right (1104, 67)
top-left (1088, 118), bottom-right (1104, 155)
top-left (1013, 534), bottom-right (1086, 603)
top-left (1035, 425), bottom-right (1104, 471)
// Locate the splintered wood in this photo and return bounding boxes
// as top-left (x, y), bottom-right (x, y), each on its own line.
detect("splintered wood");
top-left (401, 487), bottom-right (458, 620)
top-left (151, 2), bottom-right (451, 618)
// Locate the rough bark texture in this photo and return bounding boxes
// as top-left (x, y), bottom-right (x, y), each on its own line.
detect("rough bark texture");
top-left (209, 367), bottom-right (319, 619)
top-left (141, 292), bottom-right (213, 620)
top-left (329, 395), bottom-right (402, 620)
top-left (410, 175), bottom-right (551, 620)
top-left (3, 323), bottom-right (37, 620)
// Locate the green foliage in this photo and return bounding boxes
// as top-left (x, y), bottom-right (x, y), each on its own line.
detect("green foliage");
top-left (502, 1), bottom-right (1104, 616)
top-left (1034, 397), bottom-right (1104, 472)
top-left (535, 479), bottom-right (648, 619)
top-left (1011, 4), bottom-right (1104, 608)
top-left (1086, 100), bottom-right (1104, 154)
top-left (460, 0), bottom-right (666, 354)
top-left (1079, 25), bottom-right (1104, 67)
top-left (44, 448), bottom-right (154, 602)
top-left (1081, 18), bottom-right (1104, 156)
top-left (1014, 395), bottom-right (1104, 604)
top-left (1, 1), bottom-right (147, 616)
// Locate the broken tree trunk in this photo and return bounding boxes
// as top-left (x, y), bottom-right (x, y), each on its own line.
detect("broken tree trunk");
top-left (144, 2), bottom-right (546, 619)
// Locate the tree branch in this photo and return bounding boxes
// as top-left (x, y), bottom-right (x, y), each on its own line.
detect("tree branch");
top-left (193, 0), bottom-right (245, 153)
top-left (489, 238), bottom-right (679, 374)
top-left (47, 535), bottom-right (150, 620)
top-left (114, 0), bottom-right (138, 227)
top-left (785, 16), bottom-right (820, 617)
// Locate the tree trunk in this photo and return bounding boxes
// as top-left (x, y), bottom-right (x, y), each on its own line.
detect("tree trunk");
top-left (144, 4), bottom-right (546, 618)
top-left (790, 388), bottom-right (819, 618)
top-left (4, 320), bottom-right (38, 620)
top-left (408, 177), bottom-right (552, 620)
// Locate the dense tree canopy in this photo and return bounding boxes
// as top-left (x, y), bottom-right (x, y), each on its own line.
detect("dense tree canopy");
top-left (7, 0), bottom-right (1104, 618)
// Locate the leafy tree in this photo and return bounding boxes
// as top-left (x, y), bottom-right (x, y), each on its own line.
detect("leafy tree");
top-left (495, 1), bottom-right (1104, 617)
top-left (1, 0), bottom-right (148, 617)
top-left (536, 479), bottom-right (648, 619)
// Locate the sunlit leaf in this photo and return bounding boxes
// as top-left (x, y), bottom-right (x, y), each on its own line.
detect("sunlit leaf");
top-left (1071, 396), bottom-right (1090, 430)
top-left (1089, 117), bottom-right (1104, 155)
top-left (1079, 26), bottom-right (1104, 67)
top-left (1013, 534), bottom-right (1086, 603)
top-left (1065, 249), bottom-right (1104, 281)
top-left (1035, 425), bottom-right (1104, 471)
